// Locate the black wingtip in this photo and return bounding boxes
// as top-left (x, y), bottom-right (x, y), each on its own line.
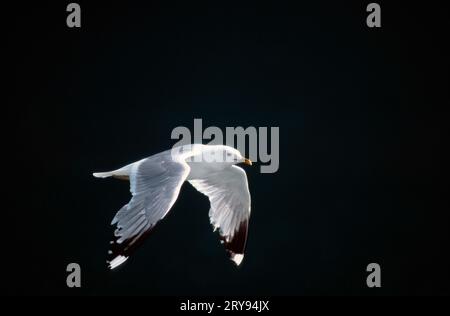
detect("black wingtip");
top-left (106, 227), bottom-right (155, 269)
top-left (219, 220), bottom-right (248, 266)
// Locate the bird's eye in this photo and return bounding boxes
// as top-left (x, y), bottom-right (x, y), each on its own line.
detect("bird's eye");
top-left (226, 153), bottom-right (232, 157)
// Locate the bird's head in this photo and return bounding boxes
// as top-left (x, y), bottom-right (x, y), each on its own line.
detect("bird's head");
top-left (200, 145), bottom-right (252, 167)
top-left (223, 146), bottom-right (252, 166)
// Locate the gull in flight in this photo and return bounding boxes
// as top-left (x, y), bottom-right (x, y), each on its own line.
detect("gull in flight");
top-left (93, 144), bottom-right (252, 269)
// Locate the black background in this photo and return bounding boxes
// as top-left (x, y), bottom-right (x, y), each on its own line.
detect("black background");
top-left (9, 1), bottom-right (449, 295)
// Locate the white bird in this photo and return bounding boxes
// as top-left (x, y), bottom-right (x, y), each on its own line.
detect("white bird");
top-left (93, 144), bottom-right (252, 269)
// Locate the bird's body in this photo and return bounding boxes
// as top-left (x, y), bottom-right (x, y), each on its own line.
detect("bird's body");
top-left (93, 144), bottom-right (252, 269)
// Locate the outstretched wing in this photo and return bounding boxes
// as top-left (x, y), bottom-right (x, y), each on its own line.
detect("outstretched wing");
top-left (188, 165), bottom-right (251, 266)
top-left (108, 153), bottom-right (190, 269)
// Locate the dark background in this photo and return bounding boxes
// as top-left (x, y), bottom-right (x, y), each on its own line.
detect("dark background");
top-left (9, 1), bottom-right (449, 295)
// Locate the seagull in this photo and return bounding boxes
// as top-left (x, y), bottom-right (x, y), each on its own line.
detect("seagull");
top-left (93, 144), bottom-right (252, 270)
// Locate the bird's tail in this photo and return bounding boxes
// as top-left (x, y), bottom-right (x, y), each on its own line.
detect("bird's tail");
top-left (93, 163), bottom-right (134, 180)
top-left (93, 171), bottom-right (115, 178)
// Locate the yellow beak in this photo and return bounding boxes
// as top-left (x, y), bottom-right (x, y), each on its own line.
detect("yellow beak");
top-left (243, 158), bottom-right (252, 166)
